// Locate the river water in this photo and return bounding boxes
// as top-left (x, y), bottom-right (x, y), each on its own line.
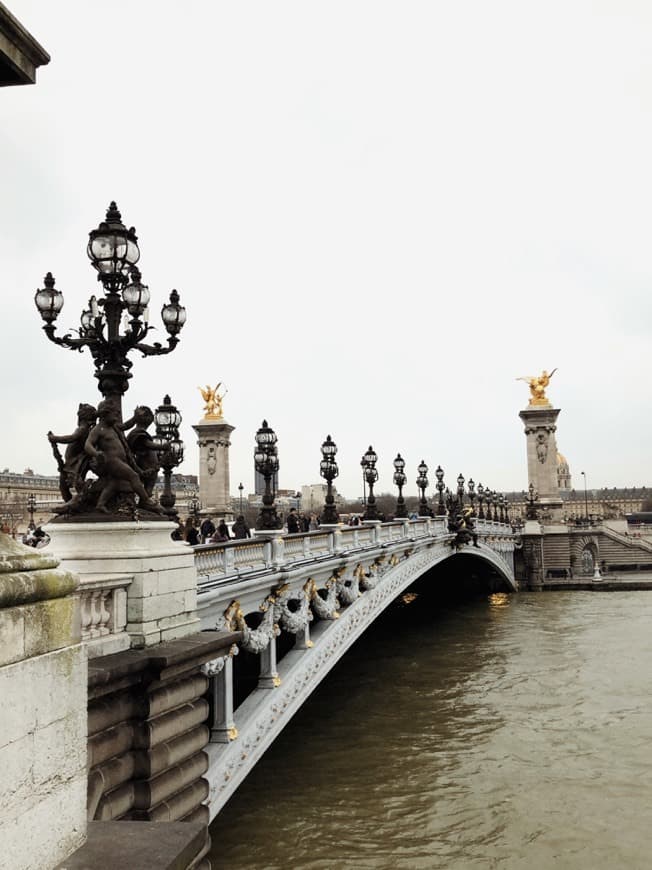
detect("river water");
top-left (209, 590), bottom-right (652, 869)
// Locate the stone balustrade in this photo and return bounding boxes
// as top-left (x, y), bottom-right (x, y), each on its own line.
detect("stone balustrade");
top-left (80, 575), bottom-right (133, 658)
top-left (193, 517), bottom-right (515, 588)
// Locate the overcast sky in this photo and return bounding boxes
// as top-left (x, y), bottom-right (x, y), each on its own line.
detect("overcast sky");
top-left (2, 1), bottom-right (650, 501)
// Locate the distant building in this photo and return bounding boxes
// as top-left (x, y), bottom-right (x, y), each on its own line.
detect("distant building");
top-left (0, 468), bottom-right (59, 533)
top-left (300, 483), bottom-right (344, 514)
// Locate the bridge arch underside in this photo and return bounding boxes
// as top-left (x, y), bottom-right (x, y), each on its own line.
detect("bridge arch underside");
top-left (205, 541), bottom-right (515, 818)
top-left (413, 549), bottom-right (515, 599)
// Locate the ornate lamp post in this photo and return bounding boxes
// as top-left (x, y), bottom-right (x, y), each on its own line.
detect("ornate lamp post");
top-left (26, 493), bottom-right (36, 530)
top-left (254, 420), bottom-right (281, 531)
top-left (238, 482), bottom-right (244, 515)
top-left (416, 460), bottom-right (430, 517)
top-left (498, 495), bottom-right (505, 524)
top-left (319, 435), bottom-right (340, 525)
top-left (525, 483), bottom-right (539, 520)
top-left (457, 473), bottom-right (465, 505)
top-left (393, 453), bottom-right (408, 519)
top-left (361, 446), bottom-right (379, 521)
top-left (435, 465), bottom-right (446, 516)
top-left (477, 482), bottom-right (485, 519)
top-left (188, 490), bottom-right (202, 526)
top-left (467, 478), bottom-right (476, 515)
top-left (154, 395), bottom-right (184, 518)
top-left (34, 202), bottom-right (186, 417)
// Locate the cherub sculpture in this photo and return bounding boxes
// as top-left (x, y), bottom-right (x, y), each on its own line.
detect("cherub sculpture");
top-left (198, 382), bottom-right (227, 419)
top-left (84, 400), bottom-right (162, 515)
top-left (516, 368), bottom-right (557, 406)
top-left (48, 403), bottom-right (98, 505)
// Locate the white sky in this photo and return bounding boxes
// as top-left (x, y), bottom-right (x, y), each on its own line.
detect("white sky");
top-left (1, 1), bottom-right (650, 500)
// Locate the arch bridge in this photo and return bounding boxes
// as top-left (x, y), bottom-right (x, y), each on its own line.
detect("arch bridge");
top-left (194, 516), bottom-right (517, 818)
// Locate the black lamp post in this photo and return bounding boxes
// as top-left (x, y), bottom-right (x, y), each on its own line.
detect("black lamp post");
top-left (581, 471), bottom-right (589, 524)
top-left (319, 435), bottom-right (340, 525)
top-left (477, 482), bottom-right (485, 519)
top-left (188, 491), bottom-right (202, 526)
top-left (154, 395), bottom-right (184, 518)
top-left (416, 460), bottom-right (430, 517)
top-left (361, 446), bottom-right (379, 521)
top-left (238, 482), bottom-right (244, 515)
top-left (457, 473), bottom-right (465, 505)
top-left (254, 420), bottom-right (281, 531)
top-left (467, 478), bottom-right (476, 515)
top-left (498, 495), bottom-right (505, 524)
top-left (393, 453), bottom-right (408, 519)
top-left (26, 492), bottom-right (36, 530)
top-left (525, 483), bottom-right (539, 520)
top-left (435, 465), bottom-right (446, 516)
top-left (34, 203), bottom-right (186, 418)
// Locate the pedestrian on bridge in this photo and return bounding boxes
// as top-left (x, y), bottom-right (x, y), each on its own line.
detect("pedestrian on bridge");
top-left (200, 515), bottom-right (215, 543)
top-left (232, 515), bottom-right (251, 539)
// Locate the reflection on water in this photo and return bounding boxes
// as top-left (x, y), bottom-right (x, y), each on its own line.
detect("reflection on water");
top-left (210, 592), bottom-right (652, 869)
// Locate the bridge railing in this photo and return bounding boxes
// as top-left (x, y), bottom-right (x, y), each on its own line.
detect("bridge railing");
top-left (194, 515), bottom-right (515, 587)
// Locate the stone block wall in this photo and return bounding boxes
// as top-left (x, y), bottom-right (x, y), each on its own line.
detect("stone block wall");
top-left (85, 629), bottom-right (240, 869)
top-left (0, 536), bottom-right (87, 870)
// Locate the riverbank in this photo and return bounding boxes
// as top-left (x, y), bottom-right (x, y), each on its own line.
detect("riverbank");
top-left (539, 573), bottom-right (652, 591)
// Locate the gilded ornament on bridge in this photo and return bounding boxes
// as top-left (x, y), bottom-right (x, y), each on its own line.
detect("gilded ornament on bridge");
top-left (199, 382), bottom-right (227, 419)
top-left (516, 368), bottom-right (557, 407)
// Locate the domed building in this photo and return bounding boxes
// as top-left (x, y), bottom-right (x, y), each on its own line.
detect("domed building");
top-left (557, 452), bottom-right (572, 491)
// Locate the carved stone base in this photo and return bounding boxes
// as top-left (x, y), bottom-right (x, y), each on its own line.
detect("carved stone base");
top-left (44, 521), bottom-right (200, 647)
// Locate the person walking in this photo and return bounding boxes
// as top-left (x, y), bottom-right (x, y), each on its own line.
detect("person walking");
top-left (216, 519), bottom-right (231, 540)
top-left (232, 515), bottom-right (251, 539)
top-left (184, 518), bottom-right (200, 545)
top-left (287, 509), bottom-right (300, 534)
top-left (200, 515), bottom-right (216, 543)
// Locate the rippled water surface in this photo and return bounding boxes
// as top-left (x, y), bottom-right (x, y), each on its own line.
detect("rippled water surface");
top-left (209, 592), bottom-right (652, 869)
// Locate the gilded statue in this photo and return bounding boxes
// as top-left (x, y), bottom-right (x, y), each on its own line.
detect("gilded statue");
top-left (516, 368), bottom-right (557, 407)
top-left (198, 382), bottom-right (227, 419)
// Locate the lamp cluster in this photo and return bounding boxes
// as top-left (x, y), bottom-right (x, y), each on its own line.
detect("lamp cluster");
top-left (34, 202), bottom-right (186, 410)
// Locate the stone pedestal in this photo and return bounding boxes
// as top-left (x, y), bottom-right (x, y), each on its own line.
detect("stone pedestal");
top-left (519, 406), bottom-right (563, 520)
top-left (192, 417), bottom-right (235, 521)
top-left (0, 533), bottom-right (87, 870)
top-left (44, 521), bottom-right (199, 648)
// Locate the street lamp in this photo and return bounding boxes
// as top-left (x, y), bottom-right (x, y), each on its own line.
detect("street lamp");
top-left (525, 483), bottom-right (539, 520)
top-left (26, 493), bottom-right (36, 530)
top-left (188, 490), bottom-right (202, 526)
top-left (319, 435), bottom-right (340, 525)
top-left (393, 453), bottom-right (408, 519)
top-left (361, 446), bottom-right (379, 521)
top-left (457, 473), bottom-right (465, 504)
top-left (416, 460), bottom-right (430, 517)
top-left (238, 482), bottom-right (244, 515)
top-left (254, 420), bottom-right (281, 531)
top-left (154, 395), bottom-right (184, 518)
top-left (435, 465), bottom-right (446, 516)
top-left (34, 203), bottom-right (186, 417)
top-left (467, 478), bottom-right (476, 515)
top-left (581, 471), bottom-right (589, 524)
top-left (477, 482), bottom-right (485, 519)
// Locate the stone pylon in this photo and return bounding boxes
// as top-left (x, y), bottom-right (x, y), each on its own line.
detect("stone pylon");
top-left (192, 414), bottom-right (235, 521)
top-left (519, 405), bottom-right (563, 521)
